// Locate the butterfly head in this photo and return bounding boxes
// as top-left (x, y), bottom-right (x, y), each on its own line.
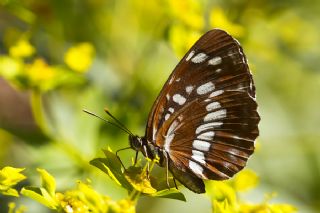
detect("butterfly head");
top-left (129, 135), bottom-right (144, 151)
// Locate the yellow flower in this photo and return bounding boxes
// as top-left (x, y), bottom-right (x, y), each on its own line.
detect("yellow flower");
top-left (207, 181), bottom-right (237, 208)
top-left (210, 7), bottom-right (245, 38)
top-left (168, 0), bottom-right (204, 30)
top-left (25, 58), bottom-right (55, 82)
top-left (0, 56), bottom-right (23, 79)
top-left (233, 169), bottom-right (259, 192)
top-left (8, 202), bottom-right (26, 213)
top-left (169, 25), bottom-right (201, 57)
top-left (64, 43), bottom-right (95, 73)
top-left (0, 167), bottom-right (26, 197)
top-left (109, 199), bottom-right (136, 213)
top-left (9, 39), bottom-right (35, 58)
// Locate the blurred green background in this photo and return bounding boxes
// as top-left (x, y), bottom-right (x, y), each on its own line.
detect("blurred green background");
top-left (0, 0), bottom-right (320, 212)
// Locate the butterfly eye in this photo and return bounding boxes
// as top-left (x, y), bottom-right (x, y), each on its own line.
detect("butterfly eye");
top-left (129, 135), bottom-right (143, 151)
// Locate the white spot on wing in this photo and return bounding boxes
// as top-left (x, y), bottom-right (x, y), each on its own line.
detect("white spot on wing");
top-left (205, 90), bottom-right (224, 102)
top-left (168, 107), bottom-right (174, 113)
top-left (164, 134), bottom-right (174, 153)
top-left (169, 78), bottom-right (173, 85)
top-left (186, 85), bottom-right (194, 94)
top-left (189, 161), bottom-right (206, 178)
top-left (152, 125), bottom-right (157, 141)
top-left (164, 113), bottom-right (170, 121)
top-left (233, 135), bottom-right (254, 142)
top-left (173, 94), bottom-right (186, 105)
top-left (193, 140), bottom-right (211, 151)
top-left (175, 78), bottom-right (181, 82)
top-left (216, 68), bottom-right (222, 73)
top-left (164, 120), bottom-right (178, 152)
top-left (166, 94), bottom-right (170, 101)
top-left (167, 120), bottom-right (178, 136)
top-left (206, 102), bottom-right (221, 111)
top-left (196, 122), bottom-right (223, 134)
top-left (197, 82), bottom-right (215, 95)
top-left (204, 109), bottom-right (227, 122)
top-left (209, 90), bottom-right (224, 97)
top-left (197, 131), bottom-right (215, 141)
top-left (191, 53), bottom-right (208, 63)
top-left (208, 56), bottom-right (222, 65)
top-left (186, 50), bottom-right (195, 61)
top-left (191, 150), bottom-right (206, 164)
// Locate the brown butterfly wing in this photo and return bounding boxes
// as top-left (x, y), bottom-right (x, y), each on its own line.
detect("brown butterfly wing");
top-left (145, 29), bottom-right (260, 193)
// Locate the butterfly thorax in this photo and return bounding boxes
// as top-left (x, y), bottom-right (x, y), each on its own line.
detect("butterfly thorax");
top-left (128, 135), bottom-right (165, 167)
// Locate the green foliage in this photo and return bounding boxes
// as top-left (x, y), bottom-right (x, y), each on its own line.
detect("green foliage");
top-left (20, 167), bottom-right (135, 213)
top-left (90, 149), bottom-right (186, 201)
top-left (0, 0), bottom-right (318, 212)
top-left (0, 164), bottom-right (296, 213)
top-left (21, 169), bottom-right (58, 209)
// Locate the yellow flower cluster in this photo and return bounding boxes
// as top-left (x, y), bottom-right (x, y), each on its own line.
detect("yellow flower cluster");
top-left (207, 170), bottom-right (297, 213)
top-left (167, 2), bottom-right (245, 57)
top-left (0, 36), bottom-right (95, 91)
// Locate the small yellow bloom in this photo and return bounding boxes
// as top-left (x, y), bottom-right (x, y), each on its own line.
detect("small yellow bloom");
top-left (0, 56), bottom-right (23, 79)
top-left (207, 181), bottom-right (237, 208)
top-left (9, 39), bottom-right (35, 58)
top-left (210, 7), bottom-right (245, 38)
top-left (25, 58), bottom-right (55, 82)
top-left (8, 202), bottom-right (26, 213)
top-left (64, 43), bottom-right (95, 73)
top-left (233, 169), bottom-right (259, 192)
top-left (168, 0), bottom-right (204, 30)
top-left (109, 199), bottom-right (136, 213)
top-left (169, 25), bottom-right (201, 57)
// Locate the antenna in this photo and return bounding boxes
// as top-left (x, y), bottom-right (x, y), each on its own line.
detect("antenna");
top-left (104, 108), bottom-right (134, 135)
top-left (83, 109), bottom-right (133, 136)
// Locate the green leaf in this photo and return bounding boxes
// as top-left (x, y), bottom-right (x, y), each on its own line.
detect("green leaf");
top-left (90, 150), bottom-right (132, 191)
top-left (21, 187), bottom-right (57, 209)
top-left (150, 189), bottom-right (186, 202)
top-left (36, 168), bottom-right (56, 197)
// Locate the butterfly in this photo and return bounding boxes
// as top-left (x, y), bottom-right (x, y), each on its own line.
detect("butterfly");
top-left (126, 29), bottom-right (260, 193)
top-left (86, 29), bottom-right (260, 193)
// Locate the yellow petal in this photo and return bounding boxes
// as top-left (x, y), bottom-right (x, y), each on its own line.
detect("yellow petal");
top-left (64, 43), bottom-right (95, 73)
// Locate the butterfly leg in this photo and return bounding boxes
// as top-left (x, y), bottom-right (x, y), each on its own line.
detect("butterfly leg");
top-left (134, 151), bottom-right (139, 165)
top-left (173, 177), bottom-right (178, 190)
top-left (163, 151), bottom-right (171, 189)
top-left (116, 147), bottom-right (132, 170)
top-left (143, 145), bottom-right (150, 179)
